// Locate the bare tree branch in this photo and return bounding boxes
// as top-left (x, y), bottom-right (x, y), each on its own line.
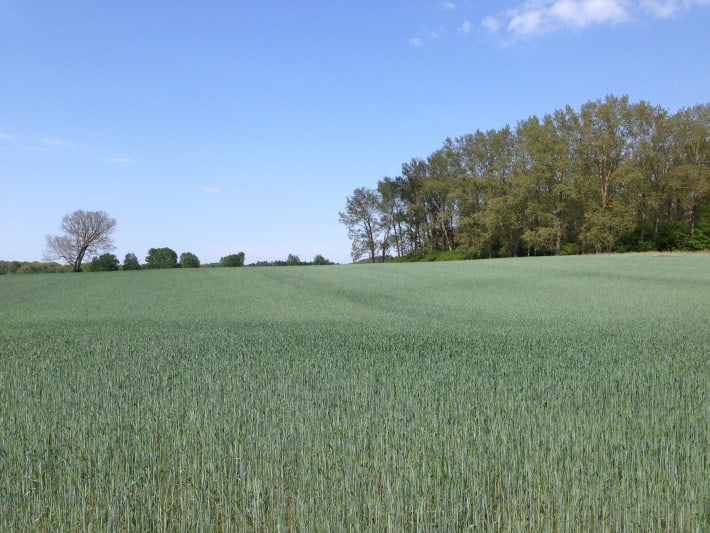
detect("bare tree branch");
top-left (45, 210), bottom-right (117, 271)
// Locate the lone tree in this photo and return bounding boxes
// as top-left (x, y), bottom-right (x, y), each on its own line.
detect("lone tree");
top-left (339, 187), bottom-right (382, 263)
top-left (45, 210), bottom-right (117, 272)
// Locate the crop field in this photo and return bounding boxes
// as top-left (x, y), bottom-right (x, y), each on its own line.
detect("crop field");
top-left (0, 254), bottom-right (708, 531)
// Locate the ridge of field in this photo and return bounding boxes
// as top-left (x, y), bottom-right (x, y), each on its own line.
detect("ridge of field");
top-left (1, 254), bottom-right (708, 530)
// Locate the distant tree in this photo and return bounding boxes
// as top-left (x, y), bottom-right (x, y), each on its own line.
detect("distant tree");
top-left (312, 254), bottom-right (333, 265)
top-left (87, 253), bottom-right (119, 272)
top-left (14, 262), bottom-right (67, 274)
top-left (339, 187), bottom-right (382, 263)
top-left (252, 260), bottom-right (287, 266)
top-left (286, 253), bottom-right (301, 266)
top-left (45, 209), bottom-right (117, 272)
top-left (220, 252), bottom-right (245, 267)
top-left (180, 251), bottom-right (200, 268)
top-left (0, 261), bottom-right (20, 275)
top-left (146, 247), bottom-right (178, 269)
top-left (122, 253), bottom-right (141, 271)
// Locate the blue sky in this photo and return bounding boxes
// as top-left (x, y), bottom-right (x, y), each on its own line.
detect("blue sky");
top-left (2, 0), bottom-right (709, 265)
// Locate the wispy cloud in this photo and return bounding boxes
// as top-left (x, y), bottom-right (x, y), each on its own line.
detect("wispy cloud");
top-left (202, 186), bottom-right (222, 194)
top-left (106, 156), bottom-right (133, 164)
top-left (430, 26), bottom-right (446, 38)
top-left (0, 132), bottom-right (16, 141)
top-left (481, 16), bottom-right (501, 33)
top-left (639, 0), bottom-right (709, 17)
top-left (483, 0), bottom-right (709, 40)
top-left (443, 2), bottom-right (456, 10)
top-left (41, 136), bottom-right (74, 149)
top-left (640, 0), bottom-right (679, 16)
top-left (458, 20), bottom-right (472, 33)
top-left (408, 37), bottom-right (422, 47)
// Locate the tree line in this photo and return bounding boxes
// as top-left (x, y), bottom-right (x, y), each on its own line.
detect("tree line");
top-left (0, 250), bottom-right (336, 274)
top-left (1, 209), bottom-right (336, 273)
top-left (340, 95), bottom-right (710, 262)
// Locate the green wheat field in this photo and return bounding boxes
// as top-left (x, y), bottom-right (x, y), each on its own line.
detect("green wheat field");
top-left (1, 254), bottom-right (708, 531)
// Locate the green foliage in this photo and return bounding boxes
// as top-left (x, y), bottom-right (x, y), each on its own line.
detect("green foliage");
top-left (312, 254), bottom-right (333, 265)
top-left (219, 252), bottom-right (245, 267)
top-left (122, 253), bottom-right (141, 271)
top-left (6, 261), bottom-right (68, 274)
top-left (688, 202), bottom-right (710, 250)
top-left (346, 96), bottom-right (709, 260)
top-left (179, 251), bottom-right (200, 268)
top-left (1, 261), bottom-right (69, 274)
top-left (146, 247), bottom-right (178, 269)
top-left (560, 242), bottom-right (581, 256)
top-left (0, 261), bottom-right (20, 275)
top-left (1, 256), bottom-right (708, 530)
top-left (86, 253), bottom-right (119, 272)
top-left (405, 249), bottom-right (475, 262)
top-left (251, 255), bottom-right (334, 266)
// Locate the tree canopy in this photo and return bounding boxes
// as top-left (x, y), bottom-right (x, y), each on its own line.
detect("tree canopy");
top-left (341, 96), bottom-right (710, 260)
top-left (219, 252), bottom-right (246, 267)
top-left (122, 253), bottom-right (141, 271)
top-left (179, 252), bottom-right (200, 268)
top-left (86, 253), bottom-right (119, 272)
top-left (146, 248), bottom-right (178, 269)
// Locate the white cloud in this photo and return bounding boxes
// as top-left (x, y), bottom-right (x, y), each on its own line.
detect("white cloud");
top-left (506, 0), bottom-right (629, 36)
top-left (202, 186), bottom-right (222, 194)
top-left (458, 20), bottom-right (472, 33)
top-left (508, 6), bottom-right (546, 35)
top-left (639, 0), bottom-right (710, 17)
top-left (443, 2), bottom-right (456, 10)
top-left (408, 37), bottom-right (422, 47)
top-left (549, 0), bottom-right (629, 26)
top-left (482, 16), bottom-right (501, 33)
top-left (484, 0), bottom-right (708, 40)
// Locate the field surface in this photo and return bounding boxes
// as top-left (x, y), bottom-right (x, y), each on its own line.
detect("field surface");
top-left (1, 254), bottom-right (708, 530)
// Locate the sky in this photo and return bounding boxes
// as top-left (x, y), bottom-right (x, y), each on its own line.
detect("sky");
top-left (2, 0), bottom-right (709, 265)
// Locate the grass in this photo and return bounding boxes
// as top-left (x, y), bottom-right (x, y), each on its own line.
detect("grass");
top-left (1, 254), bottom-right (708, 530)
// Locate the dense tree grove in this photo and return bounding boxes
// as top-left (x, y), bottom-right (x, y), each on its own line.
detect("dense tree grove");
top-left (341, 96), bottom-right (710, 261)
